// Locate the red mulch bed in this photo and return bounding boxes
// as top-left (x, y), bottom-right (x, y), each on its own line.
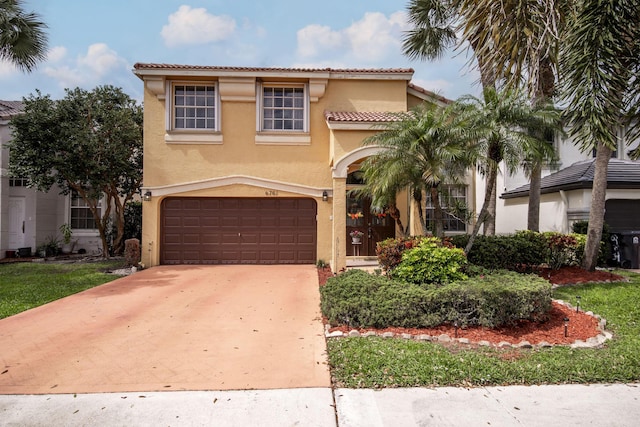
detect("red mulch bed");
top-left (317, 266), bottom-right (620, 346)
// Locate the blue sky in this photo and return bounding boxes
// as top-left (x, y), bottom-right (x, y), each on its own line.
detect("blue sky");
top-left (0, 0), bottom-right (481, 102)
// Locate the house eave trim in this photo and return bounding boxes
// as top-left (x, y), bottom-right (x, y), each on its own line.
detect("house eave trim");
top-left (143, 175), bottom-right (332, 199)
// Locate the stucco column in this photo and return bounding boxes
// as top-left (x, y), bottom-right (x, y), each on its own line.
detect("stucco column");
top-left (332, 177), bottom-right (347, 272)
top-left (141, 197), bottom-right (160, 267)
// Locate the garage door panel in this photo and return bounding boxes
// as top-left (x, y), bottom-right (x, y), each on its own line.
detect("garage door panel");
top-left (161, 197), bottom-right (317, 265)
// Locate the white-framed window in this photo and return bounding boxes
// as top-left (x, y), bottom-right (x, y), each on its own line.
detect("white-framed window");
top-left (258, 83), bottom-right (308, 132)
top-left (9, 177), bottom-right (29, 187)
top-left (172, 83), bottom-right (218, 130)
top-left (70, 190), bottom-right (102, 230)
top-left (425, 185), bottom-right (468, 233)
top-left (165, 81), bottom-right (222, 144)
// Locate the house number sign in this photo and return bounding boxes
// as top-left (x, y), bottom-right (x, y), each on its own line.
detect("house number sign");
top-left (265, 190), bottom-right (278, 196)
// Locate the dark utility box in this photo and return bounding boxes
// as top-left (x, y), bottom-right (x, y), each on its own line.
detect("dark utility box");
top-left (17, 247), bottom-right (31, 257)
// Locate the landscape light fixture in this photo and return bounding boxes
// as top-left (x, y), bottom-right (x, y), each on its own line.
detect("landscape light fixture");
top-left (322, 190), bottom-right (329, 202)
top-left (143, 191), bottom-right (152, 202)
top-left (564, 317), bottom-right (569, 337)
top-left (576, 295), bottom-right (581, 313)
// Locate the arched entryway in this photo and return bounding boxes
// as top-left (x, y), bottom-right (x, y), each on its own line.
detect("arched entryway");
top-left (345, 169), bottom-right (395, 257)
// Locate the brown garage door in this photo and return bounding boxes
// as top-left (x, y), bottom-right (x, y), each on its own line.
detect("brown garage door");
top-left (161, 197), bottom-right (317, 265)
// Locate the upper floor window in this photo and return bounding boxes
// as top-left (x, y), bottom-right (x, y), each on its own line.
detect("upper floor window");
top-left (259, 84), bottom-right (308, 132)
top-left (172, 83), bottom-right (217, 130)
top-left (70, 190), bottom-right (102, 230)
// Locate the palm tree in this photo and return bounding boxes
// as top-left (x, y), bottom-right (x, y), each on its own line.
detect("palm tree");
top-left (357, 103), bottom-right (475, 239)
top-left (402, 0), bottom-right (496, 90)
top-left (406, 0), bottom-right (564, 234)
top-left (559, 0), bottom-right (640, 270)
top-left (460, 0), bottom-right (569, 232)
top-left (455, 87), bottom-right (561, 253)
top-left (0, 0), bottom-right (48, 73)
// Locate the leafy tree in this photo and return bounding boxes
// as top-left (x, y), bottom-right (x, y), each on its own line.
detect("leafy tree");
top-left (455, 88), bottom-right (561, 253)
top-left (0, 0), bottom-right (48, 72)
top-left (357, 103), bottom-right (475, 239)
top-left (559, 0), bottom-right (640, 270)
top-left (8, 86), bottom-right (143, 256)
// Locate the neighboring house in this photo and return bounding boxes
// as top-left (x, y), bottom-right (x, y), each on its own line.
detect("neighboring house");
top-left (132, 64), bottom-right (464, 271)
top-left (0, 101), bottom-right (104, 258)
top-left (491, 129), bottom-right (640, 266)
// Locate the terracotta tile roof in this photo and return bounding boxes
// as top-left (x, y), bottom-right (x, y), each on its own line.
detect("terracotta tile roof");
top-left (501, 158), bottom-right (640, 199)
top-left (133, 63), bottom-right (414, 74)
top-left (0, 100), bottom-right (23, 118)
top-left (324, 111), bottom-right (404, 123)
top-left (408, 83), bottom-right (452, 104)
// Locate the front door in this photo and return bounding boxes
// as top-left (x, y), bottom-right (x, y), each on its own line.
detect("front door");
top-left (346, 196), bottom-right (395, 256)
top-left (8, 197), bottom-right (26, 249)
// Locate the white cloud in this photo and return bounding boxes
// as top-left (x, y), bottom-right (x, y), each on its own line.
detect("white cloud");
top-left (0, 60), bottom-right (18, 78)
top-left (345, 11), bottom-right (408, 62)
top-left (296, 11), bottom-right (409, 64)
top-left (161, 5), bottom-right (236, 48)
top-left (297, 24), bottom-right (343, 58)
top-left (46, 46), bottom-right (67, 63)
top-left (43, 43), bottom-right (129, 90)
top-left (77, 43), bottom-right (127, 77)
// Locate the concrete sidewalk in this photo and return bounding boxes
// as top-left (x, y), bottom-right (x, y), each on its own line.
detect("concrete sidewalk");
top-left (1, 383), bottom-right (639, 426)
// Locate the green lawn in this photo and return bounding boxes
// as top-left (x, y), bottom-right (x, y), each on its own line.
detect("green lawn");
top-left (0, 260), bottom-right (125, 319)
top-left (327, 270), bottom-right (640, 387)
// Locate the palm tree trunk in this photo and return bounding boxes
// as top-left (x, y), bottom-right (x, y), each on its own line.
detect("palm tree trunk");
top-left (528, 59), bottom-right (555, 232)
top-left (464, 162), bottom-right (498, 254)
top-left (431, 186), bottom-right (444, 238)
top-left (582, 142), bottom-right (611, 271)
top-left (484, 180), bottom-right (496, 235)
top-left (527, 161), bottom-right (542, 231)
top-left (387, 204), bottom-right (408, 237)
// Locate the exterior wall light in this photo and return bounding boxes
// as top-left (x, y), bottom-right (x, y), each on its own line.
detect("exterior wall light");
top-left (143, 191), bottom-right (152, 202)
top-left (322, 190), bottom-right (329, 202)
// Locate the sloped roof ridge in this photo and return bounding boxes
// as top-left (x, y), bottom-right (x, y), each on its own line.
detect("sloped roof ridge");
top-left (0, 100), bottom-right (23, 118)
top-left (324, 111), bottom-right (405, 123)
top-left (501, 158), bottom-right (640, 198)
top-left (133, 63), bottom-right (414, 74)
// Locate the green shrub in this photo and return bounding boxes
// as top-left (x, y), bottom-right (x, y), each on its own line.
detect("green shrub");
top-left (320, 269), bottom-right (552, 329)
top-left (572, 220), bottom-right (610, 266)
top-left (450, 232), bottom-right (548, 271)
top-left (376, 236), bottom-right (427, 273)
top-left (392, 237), bottom-right (467, 285)
top-left (542, 232), bottom-right (585, 268)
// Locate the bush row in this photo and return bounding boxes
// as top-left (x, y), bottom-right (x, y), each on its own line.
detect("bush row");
top-left (320, 269), bottom-right (552, 329)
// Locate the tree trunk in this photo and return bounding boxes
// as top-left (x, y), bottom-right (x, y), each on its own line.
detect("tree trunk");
top-left (387, 204), bottom-right (408, 237)
top-left (582, 142), bottom-right (612, 271)
top-left (484, 180), bottom-right (496, 235)
top-left (431, 186), bottom-right (444, 238)
top-left (528, 58), bottom-right (555, 233)
top-left (527, 161), bottom-right (542, 232)
top-left (464, 162), bottom-right (498, 254)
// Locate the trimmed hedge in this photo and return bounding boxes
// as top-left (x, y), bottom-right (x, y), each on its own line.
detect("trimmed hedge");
top-left (320, 269), bottom-right (552, 329)
top-left (449, 231), bottom-right (548, 271)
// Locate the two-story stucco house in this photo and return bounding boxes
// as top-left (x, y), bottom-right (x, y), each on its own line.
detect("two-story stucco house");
top-left (0, 100), bottom-right (107, 258)
top-left (133, 64), bottom-right (461, 271)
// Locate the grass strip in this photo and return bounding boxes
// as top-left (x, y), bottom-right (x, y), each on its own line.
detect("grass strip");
top-left (0, 260), bottom-right (125, 319)
top-left (327, 271), bottom-right (640, 387)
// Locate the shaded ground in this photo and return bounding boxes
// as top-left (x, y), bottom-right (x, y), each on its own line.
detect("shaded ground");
top-left (319, 266), bottom-right (620, 345)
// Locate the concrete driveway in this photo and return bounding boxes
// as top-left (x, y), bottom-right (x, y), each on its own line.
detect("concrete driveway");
top-left (0, 265), bottom-right (330, 394)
